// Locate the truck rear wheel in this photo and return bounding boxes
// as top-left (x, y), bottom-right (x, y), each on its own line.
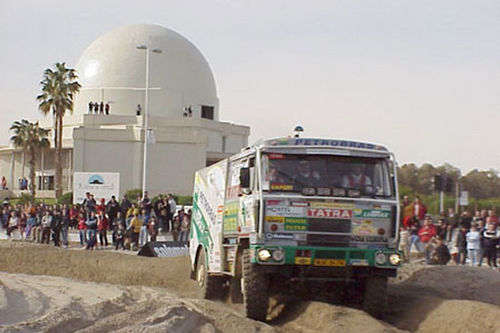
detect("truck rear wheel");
top-left (242, 249), bottom-right (269, 321)
top-left (362, 275), bottom-right (388, 318)
top-left (196, 248), bottom-right (226, 300)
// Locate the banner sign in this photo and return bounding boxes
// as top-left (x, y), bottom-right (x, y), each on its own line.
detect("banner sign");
top-left (73, 172), bottom-right (120, 204)
top-left (138, 242), bottom-right (189, 257)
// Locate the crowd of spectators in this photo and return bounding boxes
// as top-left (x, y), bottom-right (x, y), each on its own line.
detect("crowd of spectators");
top-left (400, 195), bottom-right (500, 268)
top-left (0, 191), bottom-right (192, 251)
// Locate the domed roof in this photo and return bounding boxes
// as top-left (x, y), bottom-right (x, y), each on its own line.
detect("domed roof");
top-left (73, 24), bottom-right (218, 119)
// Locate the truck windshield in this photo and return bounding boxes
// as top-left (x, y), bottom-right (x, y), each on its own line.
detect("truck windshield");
top-left (261, 153), bottom-right (393, 198)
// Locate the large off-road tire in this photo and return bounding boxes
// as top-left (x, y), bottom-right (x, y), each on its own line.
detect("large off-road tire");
top-left (242, 248), bottom-right (269, 321)
top-left (361, 275), bottom-right (388, 319)
top-left (195, 249), bottom-right (226, 300)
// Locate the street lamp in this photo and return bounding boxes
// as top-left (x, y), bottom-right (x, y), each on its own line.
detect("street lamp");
top-left (136, 44), bottom-right (162, 199)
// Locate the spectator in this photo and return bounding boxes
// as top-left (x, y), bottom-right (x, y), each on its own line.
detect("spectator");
top-left (61, 208), bottom-right (70, 247)
top-left (6, 211), bottom-right (18, 239)
top-left (105, 103), bottom-right (110, 115)
top-left (25, 212), bottom-right (37, 241)
top-left (412, 197), bottom-right (427, 222)
top-left (409, 218), bottom-right (421, 253)
top-left (85, 211), bottom-right (98, 249)
top-left (179, 209), bottom-right (191, 243)
top-left (141, 191), bottom-right (152, 215)
top-left (455, 225), bottom-right (467, 265)
top-left (172, 215), bottom-right (180, 242)
top-left (399, 225), bottom-right (410, 263)
top-left (167, 194), bottom-right (177, 231)
top-left (466, 223), bottom-right (481, 266)
top-left (460, 211), bottom-right (473, 230)
top-left (138, 208), bottom-right (149, 247)
top-left (115, 224), bottom-right (126, 250)
top-left (477, 219), bottom-right (486, 266)
top-left (418, 215), bottom-right (436, 264)
top-left (77, 213), bottom-right (87, 247)
top-left (148, 216), bottom-right (158, 242)
top-left (483, 223), bottom-right (499, 268)
top-left (52, 209), bottom-right (62, 247)
top-left (97, 211), bottom-right (109, 248)
top-left (99, 102), bottom-right (104, 114)
top-left (128, 213), bottom-right (142, 250)
top-left (488, 210), bottom-right (499, 226)
top-left (430, 236), bottom-right (451, 265)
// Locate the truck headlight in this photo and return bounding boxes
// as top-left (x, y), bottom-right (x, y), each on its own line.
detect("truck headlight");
top-left (258, 249), bottom-right (272, 261)
top-left (389, 253), bottom-right (401, 266)
top-left (375, 252), bottom-right (386, 265)
top-left (272, 248), bottom-right (285, 261)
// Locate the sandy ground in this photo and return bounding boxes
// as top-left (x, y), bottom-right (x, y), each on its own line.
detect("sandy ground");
top-left (1, 241), bottom-right (500, 333)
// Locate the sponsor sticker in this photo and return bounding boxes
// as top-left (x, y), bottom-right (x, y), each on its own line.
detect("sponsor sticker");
top-left (295, 257), bottom-right (312, 265)
top-left (310, 202), bottom-right (355, 209)
top-left (350, 259), bottom-right (369, 266)
top-left (354, 210), bottom-right (391, 219)
top-left (313, 259), bottom-right (346, 267)
top-left (265, 216), bottom-right (285, 223)
top-left (266, 206), bottom-right (304, 217)
top-left (307, 208), bottom-right (352, 219)
top-left (284, 223), bottom-right (307, 231)
top-left (271, 184), bottom-right (294, 191)
top-left (351, 235), bottom-right (388, 242)
top-left (265, 233), bottom-right (295, 240)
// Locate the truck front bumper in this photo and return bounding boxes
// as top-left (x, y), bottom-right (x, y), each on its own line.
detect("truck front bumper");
top-left (250, 245), bottom-right (402, 270)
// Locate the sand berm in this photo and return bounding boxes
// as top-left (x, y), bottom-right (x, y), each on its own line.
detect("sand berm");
top-left (1, 241), bottom-right (500, 333)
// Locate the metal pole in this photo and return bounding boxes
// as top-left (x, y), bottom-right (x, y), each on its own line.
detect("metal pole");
top-left (439, 190), bottom-right (444, 213)
top-left (142, 47), bottom-right (150, 199)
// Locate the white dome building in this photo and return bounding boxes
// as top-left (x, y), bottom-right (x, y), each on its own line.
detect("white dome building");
top-left (73, 24), bottom-right (220, 120)
top-left (0, 24), bottom-right (249, 199)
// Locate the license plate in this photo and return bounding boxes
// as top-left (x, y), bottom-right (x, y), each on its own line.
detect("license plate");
top-left (295, 257), bottom-right (312, 265)
top-left (313, 259), bottom-right (346, 267)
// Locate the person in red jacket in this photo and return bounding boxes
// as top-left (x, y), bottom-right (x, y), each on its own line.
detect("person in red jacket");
top-left (413, 196), bottom-right (427, 222)
top-left (97, 211), bottom-right (109, 248)
top-left (418, 215), bottom-right (436, 263)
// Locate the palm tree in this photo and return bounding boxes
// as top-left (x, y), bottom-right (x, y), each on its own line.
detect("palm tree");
top-left (10, 120), bottom-right (50, 196)
top-left (37, 62), bottom-right (81, 198)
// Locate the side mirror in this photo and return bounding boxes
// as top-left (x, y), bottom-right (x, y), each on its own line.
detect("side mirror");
top-left (240, 167), bottom-right (250, 189)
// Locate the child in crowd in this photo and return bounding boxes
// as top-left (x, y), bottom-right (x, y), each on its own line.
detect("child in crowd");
top-left (399, 226), bottom-right (410, 263)
top-left (466, 223), bottom-right (481, 266)
top-left (115, 224), bottom-right (126, 250)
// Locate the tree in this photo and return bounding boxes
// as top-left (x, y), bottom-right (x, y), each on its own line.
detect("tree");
top-left (37, 62), bottom-right (81, 197)
top-left (10, 119), bottom-right (50, 196)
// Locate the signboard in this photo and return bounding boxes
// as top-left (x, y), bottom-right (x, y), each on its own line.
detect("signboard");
top-left (138, 242), bottom-right (189, 257)
top-left (460, 191), bottom-right (469, 206)
top-left (73, 172), bottom-right (120, 204)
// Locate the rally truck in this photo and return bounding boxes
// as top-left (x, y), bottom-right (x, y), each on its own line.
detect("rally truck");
top-left (189, 137), bottom-right (401, 321)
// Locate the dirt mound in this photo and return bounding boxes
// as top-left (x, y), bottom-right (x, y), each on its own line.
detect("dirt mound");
top-left (387, 264), bottom-right (500, 332)
top-left (0, 272), bottom-right (274, 333)
top-left (2, 241), bottom-right (500, 333)
top-left (273, 301), bottom-right (403, 333)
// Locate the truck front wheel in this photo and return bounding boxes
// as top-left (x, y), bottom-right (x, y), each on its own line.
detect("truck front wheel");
top-left (242, 249), bottom-right (269, 321)
top-left (195, 248), bottom-right (226, 300)
top-left (361, 275), bottom-right (388, 318)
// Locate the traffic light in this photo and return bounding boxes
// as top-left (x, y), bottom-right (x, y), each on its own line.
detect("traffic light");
top-left (445, 178), bottom-right (453, 193)
top-left (433, 175), bottom-right (443, 191)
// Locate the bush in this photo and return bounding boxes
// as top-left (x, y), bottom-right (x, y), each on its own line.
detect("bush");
top-left (125, 189), bottom-right (142, 203)
top-left (16, 193), bottom-right (36, 205)
top-left (57, 192), bottom-right (73, 205)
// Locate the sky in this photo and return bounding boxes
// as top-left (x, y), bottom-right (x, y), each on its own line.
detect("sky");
top-left (0, 0), bottom-right (499, 174)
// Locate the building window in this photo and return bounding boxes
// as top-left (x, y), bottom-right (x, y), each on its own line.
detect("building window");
top-left (201, 105), bottom-right (214, 120)
top-left (38, 176), bottom-right (54, 190)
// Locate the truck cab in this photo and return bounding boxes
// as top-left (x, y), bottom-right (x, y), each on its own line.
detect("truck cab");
top-left (190, 137), bottom-right (401, 321)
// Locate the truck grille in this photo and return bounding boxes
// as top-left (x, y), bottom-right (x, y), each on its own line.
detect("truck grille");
top-left (307, 219), bottom-right (351, 233)
top-left (307, 219), bottom-right (351, 247)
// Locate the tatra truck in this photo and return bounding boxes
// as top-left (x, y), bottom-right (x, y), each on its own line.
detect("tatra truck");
top-left (189, 137), bottom-right (401, 321)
